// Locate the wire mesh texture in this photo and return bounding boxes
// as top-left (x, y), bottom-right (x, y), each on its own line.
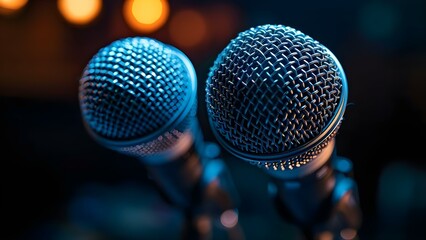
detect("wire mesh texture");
top-left (206, 25), bottom-right (346, 170)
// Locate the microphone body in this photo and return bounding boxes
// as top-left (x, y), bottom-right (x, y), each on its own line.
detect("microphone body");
top-left (206, 25), bottom-right (361, 238)
top-left (79, 37), bottom-right (239, 239)
top-left (269, 142), bottom-right (361, 238)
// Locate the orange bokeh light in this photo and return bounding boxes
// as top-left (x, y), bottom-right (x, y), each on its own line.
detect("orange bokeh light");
top-left (169, 9), bottom-right (207, 48)
top-left (123, 0), bottom-right (169, 33)
top-left (57, 0), bottom-right (102, 25)
top-left (0, 0), bottom-right (28, 14)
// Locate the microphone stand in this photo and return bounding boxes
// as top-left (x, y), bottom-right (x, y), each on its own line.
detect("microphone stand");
top-left (180, 145), bottom-right (243, 240)
top-left (144, 123), bottom-right (242, 240)
top-left (267, 140), bottom-right (361, 240)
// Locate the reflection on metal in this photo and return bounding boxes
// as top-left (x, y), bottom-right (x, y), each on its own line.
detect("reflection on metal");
top-left (340, 228), bottom-right (357, 240)
top-left (220, 209), bottom-right (239, 228)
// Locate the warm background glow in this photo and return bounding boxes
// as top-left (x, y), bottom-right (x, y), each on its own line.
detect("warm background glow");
top-left (57, 0), bottom-right (102, 25)
top-left (169, 9), bottom-right (207, 48)
top-left (123, 0), bottom-right (169, 33)
top-left (0, 0), bottom-right (27, 14)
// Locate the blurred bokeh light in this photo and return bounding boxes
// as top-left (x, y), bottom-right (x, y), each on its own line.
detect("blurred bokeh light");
top-left (123, 0), bottom-right (169, 33)
top-left (57, 0), bottom-right (102, 25)
top-left (204, 3), bottom-right (242, 48)
top-left (169, 9), bottom-right (207, 48)
top-left (0, 0), bottom-right (27, 15)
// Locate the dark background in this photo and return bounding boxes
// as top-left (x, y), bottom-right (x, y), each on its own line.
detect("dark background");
top-left (1, 0), bottom-right (425, 239)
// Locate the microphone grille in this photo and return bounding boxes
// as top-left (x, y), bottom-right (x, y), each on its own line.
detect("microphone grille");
top-left (206, 25), bottom-right (346, 163)
top-left (80, 37), bottom-right (195, 142)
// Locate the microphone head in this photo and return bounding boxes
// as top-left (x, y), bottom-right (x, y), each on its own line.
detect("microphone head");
top-left (206, 25), bottom-right (347, 172)
top-left (79, 37), bottom-right (197, 161)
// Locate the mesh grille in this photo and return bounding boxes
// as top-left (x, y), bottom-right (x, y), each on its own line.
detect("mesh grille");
top-left (206, 25), bottom-right (344, 166)
top-left (116, 104), bottom-right (196, 158)
top-left (253, 124), bottom-right (339, 171)
top-left (80, 37), bottom-right (192, 141)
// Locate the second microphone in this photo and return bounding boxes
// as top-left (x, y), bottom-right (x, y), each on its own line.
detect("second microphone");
top-left (79, 37), bottom-right (239, 239)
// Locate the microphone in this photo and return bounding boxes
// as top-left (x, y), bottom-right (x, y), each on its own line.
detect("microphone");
top-left (79, 37), bottom-right (239, 239)
top-left (206, 25), bottom-right (361, 238)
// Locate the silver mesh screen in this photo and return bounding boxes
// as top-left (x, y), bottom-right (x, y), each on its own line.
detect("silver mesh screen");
top-left (206, 25), bottom-right (345, 169)
top-left (79, 37), bottom-right (196, 157)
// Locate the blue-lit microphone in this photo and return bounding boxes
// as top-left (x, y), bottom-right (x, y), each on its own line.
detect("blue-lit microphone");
top-left (206, 25), bottom-right (361, 238)
top-left (79, 37), bottom-right (239, 239)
